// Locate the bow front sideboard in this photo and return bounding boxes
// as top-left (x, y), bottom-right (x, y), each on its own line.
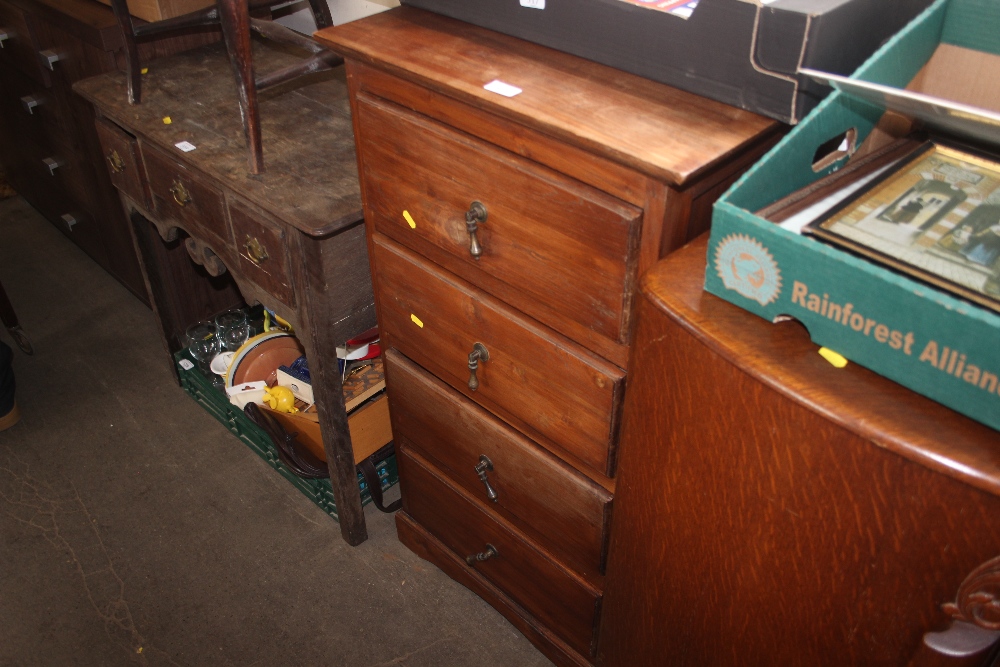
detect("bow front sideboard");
top-left (74, 41), bottom-right (378, 545)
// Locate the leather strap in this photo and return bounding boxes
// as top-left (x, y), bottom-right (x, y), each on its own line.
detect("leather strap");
top-left (359, 448), bottom-right (401, 513)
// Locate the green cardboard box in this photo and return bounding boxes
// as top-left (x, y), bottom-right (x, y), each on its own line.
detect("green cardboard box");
top-left (705, 0), bottom-right (1000, 432)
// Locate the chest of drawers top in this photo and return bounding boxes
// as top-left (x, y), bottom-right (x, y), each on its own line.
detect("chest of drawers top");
top-left (319, 6), bottom-right (776, 191)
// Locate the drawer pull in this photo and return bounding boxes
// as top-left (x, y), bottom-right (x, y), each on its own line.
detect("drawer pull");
top-left (39, 49), bottom-right (62, 71)
top-left (244, 236), bottom-right (270, 266)
top-left (61, 213), bottom-right (78, 231)
top-left (20, 96), bottom-right (40, 114)
top-left (169, 179), bottom-right (192, 207)
top-left (474, 455), bottom-right (499, 502)
top-left (0, 29), bottom-right (9, 47)
top-left (107, 150), bottom-right (126, 174)
top-left (465, 544), bottom-right (498, 567)
top-left (42, 157), bottom-right (64, 175)
top-left (467, 342), bottom-right (489, 391)
top-left (465, 201), bottom-right (487, 259)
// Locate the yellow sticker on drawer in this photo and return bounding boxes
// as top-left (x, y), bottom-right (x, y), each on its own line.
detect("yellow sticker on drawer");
top-left (410, 314), bottom-right (424, 328)
top-left (402, 210), bottom-right (416, 229)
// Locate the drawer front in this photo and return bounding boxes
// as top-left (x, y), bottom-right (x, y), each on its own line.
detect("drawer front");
top-left (375, 235), bottom-right (624, 477)
top-left (386, 348), bottom-right (611, 578)
top-left (356, 93), bottom-right (642, 345)
top-left (399, 444), bottom-right (601, 658)
top-left (0, 67), bottom-right (68, 145)
top-left (0, 0), bottom-right (46, 85)
top-left (143, 142), bottom-right (229, 247)
top-left (228, 197), bottom-right (295, 307)
top-left (95, 117), bottom-right (150, 209)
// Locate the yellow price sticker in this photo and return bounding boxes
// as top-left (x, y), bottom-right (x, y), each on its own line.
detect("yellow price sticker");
top-left (818, 347), bottom-right (848, 368)
top-left (410, 313), bottom-right (424, 328)
top-left (402, 210), bottom-right (416, 229)
top-left (162, 116), bottom-right (172, 125)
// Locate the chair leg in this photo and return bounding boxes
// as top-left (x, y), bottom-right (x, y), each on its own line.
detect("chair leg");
top-left (217, 0), bottom-right (264, 174)
top-left (109, 0), bottom-right (143, 104)
top-left (305, 0), bottom-right (333, 29)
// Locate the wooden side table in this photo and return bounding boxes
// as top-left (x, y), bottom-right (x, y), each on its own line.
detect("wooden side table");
top-left (598, 236), bottom-right (1000, 666)
top-left (74, 41), bottom-right (377, 545)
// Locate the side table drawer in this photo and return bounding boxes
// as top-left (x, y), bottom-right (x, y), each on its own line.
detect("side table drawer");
top-left (95, 117), bottom-right (150, 209)
top-left (385, 349), bottom-right (612, 578)
top-left (374, 234), bottom-right (624, 477)
top-left (356, 93), bottom-right (643, 345)
top-left (143, 141), bottom-right (229, 247)
top-left (399, 443), bottom-right (601, 659)
top-left (228, 197), bottom-right (295, 307)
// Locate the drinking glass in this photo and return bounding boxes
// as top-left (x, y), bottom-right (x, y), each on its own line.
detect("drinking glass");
top-left (186, 321), bottom-right (220, 379)
top-left (215, 309), bottom-right (250, 352)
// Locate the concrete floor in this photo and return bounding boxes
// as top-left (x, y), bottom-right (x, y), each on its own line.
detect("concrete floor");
top-left (0, 195), bottom-right (552, 667)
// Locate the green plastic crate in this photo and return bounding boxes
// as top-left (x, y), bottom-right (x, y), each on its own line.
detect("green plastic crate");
top-left (174, 349), bottom-right (398, 522)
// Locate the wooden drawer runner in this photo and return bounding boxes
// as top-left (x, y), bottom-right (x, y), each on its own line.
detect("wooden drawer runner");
top-left (95, 117), bottom-right (150, 209)
top-left (385, 349), bottom-right (612, 578)
top-left (228, 196), bottom-right (295, 307)
top-left (356, 92), bottom-right (642, 345)
top-left (374, 234), bottom-right (624, 477)
top-left (398, 443), bottom-right (601, 658)
top-left (143, 141), bottom-right (229, 248)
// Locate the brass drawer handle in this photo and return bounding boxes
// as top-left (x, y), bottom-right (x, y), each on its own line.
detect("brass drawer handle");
top-left (465, 544), bottom-right (498, 567)
top-left (474, 455), bottom-right (498, 502)
top-left (465, 201), bottom-right (487, 259)
top-left (107, 149), bottom-right (125, 174)
top-left (169, 179), bottom-right (191, 207)
top-left (245, 235), bottom-right (269, 266)
top-left (467, 342), bottom-right (489, 391)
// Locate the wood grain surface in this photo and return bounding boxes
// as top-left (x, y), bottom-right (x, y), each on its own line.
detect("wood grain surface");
top-left (373, 235), bottom-right (625, 479)
top-left (74, 40), bottom-right (361, 236)
top-left (316, 6), bottom-right (778, 188)
top-left (598, 236), bottom-right (1000, 667)
top-left (385, 349), bottom-right (612, 580)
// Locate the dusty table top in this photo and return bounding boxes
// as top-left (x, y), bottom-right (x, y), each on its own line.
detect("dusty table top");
top-left (74, 39), bottom-right (362, 237)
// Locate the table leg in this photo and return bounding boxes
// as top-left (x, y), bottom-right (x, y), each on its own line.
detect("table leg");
top-left (292, 222), bottom-right (377, 546)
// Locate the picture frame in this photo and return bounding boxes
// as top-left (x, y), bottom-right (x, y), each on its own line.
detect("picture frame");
top-left (804, 139), bottom-right (1000, 314)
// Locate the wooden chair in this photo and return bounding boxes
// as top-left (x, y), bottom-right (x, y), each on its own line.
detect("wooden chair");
top-left (109, 0), bottom-right (343, 174)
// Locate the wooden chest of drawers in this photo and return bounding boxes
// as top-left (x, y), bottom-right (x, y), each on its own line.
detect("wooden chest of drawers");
top-left (317, 8), bottom-right (780, 665)
top-left (0, 0), bottom-right (215, 301)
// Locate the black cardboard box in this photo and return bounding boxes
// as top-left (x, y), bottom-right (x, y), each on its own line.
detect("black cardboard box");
top-left (399, 0), bottom-right (934, 124)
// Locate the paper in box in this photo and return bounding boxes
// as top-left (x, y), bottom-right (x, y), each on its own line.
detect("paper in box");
top-left (705, 0), bottom-right (1000, 432)
top-left (399, 0), bottom-right (934, 123)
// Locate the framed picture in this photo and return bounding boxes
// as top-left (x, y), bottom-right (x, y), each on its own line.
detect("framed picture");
top-left (804, 140), bottom-right (1000, 314)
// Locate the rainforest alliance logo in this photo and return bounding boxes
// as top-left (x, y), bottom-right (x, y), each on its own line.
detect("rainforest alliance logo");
top-left (714, 233), bottom-right (782, 306)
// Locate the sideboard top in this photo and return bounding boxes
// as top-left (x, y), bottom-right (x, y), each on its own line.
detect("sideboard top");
top-left (645, 236), bottom-right (1000, 499)
top-left (316, 6), bottom-right (781, 188)
top-left (74, 40), bottom-right (363, 237)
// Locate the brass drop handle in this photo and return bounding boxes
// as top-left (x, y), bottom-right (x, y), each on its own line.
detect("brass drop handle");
top-left (245, 235), bottom-right (269, 266)
top-left (474, 455), bottom-right (498, 502)
top-left (465, 201), bottom-right (487, 259)
top-left (107, 149), bottom-right (125, 174)
top-left (467, 342), bottom-right (489, 392)
top-left (169, 179), bottom-right (191, 207)
top-left (465, 544), bottom-right (498, 567)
